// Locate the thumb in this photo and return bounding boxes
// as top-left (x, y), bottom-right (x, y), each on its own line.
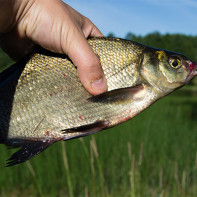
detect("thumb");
top-left (66, 31), bottom-right (107, 95)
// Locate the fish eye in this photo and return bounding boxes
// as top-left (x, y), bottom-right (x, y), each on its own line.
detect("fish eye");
top-left (169, 56), bottom-right (181, 69)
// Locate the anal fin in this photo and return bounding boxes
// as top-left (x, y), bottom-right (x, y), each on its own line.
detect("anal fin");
top-left (5, 139), bottom-right (53, 167)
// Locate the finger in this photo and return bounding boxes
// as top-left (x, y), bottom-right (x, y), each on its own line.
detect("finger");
top-left (90, 26), bottom-right (103, 37)
top-left (82, 18), bottom-right (103, 38)
top-left (65, 28), bottom-right (107, 95)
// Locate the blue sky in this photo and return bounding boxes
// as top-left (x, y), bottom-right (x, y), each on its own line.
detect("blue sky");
top-left (64, 0), bottom-right (197, 38)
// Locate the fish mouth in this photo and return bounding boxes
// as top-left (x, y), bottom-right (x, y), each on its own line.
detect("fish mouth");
top-left (186, 60), bottom-right (197, 82)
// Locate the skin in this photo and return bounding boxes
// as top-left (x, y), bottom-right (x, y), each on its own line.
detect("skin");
top-left (0, 0), bottom-right (107, 95)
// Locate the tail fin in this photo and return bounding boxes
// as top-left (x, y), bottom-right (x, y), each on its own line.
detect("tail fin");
top-left (5, 139), bottom-right (53, 167)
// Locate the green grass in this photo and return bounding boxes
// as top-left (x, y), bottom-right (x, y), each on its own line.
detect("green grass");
top-left (0, 91), bottom-right (197, 197)
top-left (0, 48), bottom-right (14, 72)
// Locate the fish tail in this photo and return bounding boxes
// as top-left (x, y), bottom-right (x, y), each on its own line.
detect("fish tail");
top-left (5, 139), bottom-right (53, 167)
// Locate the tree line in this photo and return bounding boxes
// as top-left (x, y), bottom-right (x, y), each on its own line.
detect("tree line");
top-left (108, 32), bottom-right (197, 63)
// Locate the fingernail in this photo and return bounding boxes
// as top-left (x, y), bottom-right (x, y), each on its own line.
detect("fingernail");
top-left (91, 77), bottom-right (107, 94)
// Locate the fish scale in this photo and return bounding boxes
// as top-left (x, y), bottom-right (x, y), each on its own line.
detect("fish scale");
top-left (0, 37), bottom-right (196, 166)
top-left (89, 38), bottom-right (144, 90)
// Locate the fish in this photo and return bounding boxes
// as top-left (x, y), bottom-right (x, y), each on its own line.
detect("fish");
top-left (0, 37), bottom-right (196, 166)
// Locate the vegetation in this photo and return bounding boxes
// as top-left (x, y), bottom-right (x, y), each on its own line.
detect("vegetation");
top-left (109, 31), bottom-right (197, 63)
top-left (0, 48), bottom-right (14, 72)
top-left (1, 32), bottom-right (197, 196)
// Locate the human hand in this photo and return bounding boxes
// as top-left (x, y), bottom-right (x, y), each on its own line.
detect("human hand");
top-left (0, 0), bottom-right (107, 95)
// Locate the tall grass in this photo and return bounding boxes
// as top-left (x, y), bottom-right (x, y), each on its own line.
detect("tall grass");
top-left (0, 48), bottom-right (14, 72)
top-left (1, 91), bottom-right (197, 196)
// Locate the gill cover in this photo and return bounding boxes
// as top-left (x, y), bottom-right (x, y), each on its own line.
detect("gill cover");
top-left (141, 48), bottom-right (190, 93)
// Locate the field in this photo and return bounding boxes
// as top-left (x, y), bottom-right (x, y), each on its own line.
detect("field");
top-left (1, 48), bottom-right (197, 197)
top-left (0, 86), bottom-right (197, 196)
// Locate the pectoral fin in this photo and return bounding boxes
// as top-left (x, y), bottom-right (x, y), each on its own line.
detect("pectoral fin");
top-left (87, 84), bottom-right (144, 103)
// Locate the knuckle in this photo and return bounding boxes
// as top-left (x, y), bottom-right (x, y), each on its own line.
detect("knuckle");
top-left (86, 56), bottom-right (102, 72)
top-left (84, 17), bottom-right (92, 25)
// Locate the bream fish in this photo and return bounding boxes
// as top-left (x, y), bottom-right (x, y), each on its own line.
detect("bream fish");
top-left (0, 37), bottom-right (196, 166)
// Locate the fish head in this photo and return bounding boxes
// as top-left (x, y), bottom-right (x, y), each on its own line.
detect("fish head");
top-left (141, 48), bottom-right (197, 93)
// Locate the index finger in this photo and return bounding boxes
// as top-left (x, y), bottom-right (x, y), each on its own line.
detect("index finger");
top-left (65, 27), bottom-right (107, 95)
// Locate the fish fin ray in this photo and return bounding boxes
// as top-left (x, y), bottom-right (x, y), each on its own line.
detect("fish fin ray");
top-left (62, 120), bottom-right (109, 140)
top-left (87, 84), bottom-right (144, 103)
top-left (5, 140), bottom-right (53, 167)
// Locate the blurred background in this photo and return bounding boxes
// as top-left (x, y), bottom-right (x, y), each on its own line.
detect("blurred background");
top-left (1, 0), bottom-right (197, 196)
top-left (66, 0), bottom-right (197, 37)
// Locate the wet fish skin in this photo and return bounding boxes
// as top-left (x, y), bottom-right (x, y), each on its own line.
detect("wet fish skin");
top-left (0, 37), bottom-right (196, 166)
